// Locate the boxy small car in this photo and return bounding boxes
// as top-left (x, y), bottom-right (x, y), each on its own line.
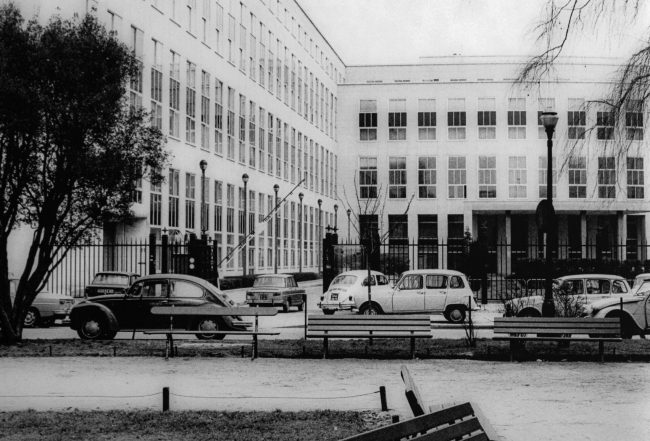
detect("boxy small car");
top-left (589, 280), bottom-right (650, 338)
top-left (319, 270), bottom-right (393, 315)
top-left (245, 274), bottom-right (305, 312)
top-left (85, 271), bottom-right (140, 297)
top-left (320, 269), bottom-right (478, 323)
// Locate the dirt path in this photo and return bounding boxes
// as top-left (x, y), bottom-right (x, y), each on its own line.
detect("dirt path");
top-left (1, 357), bottom-right (648, 441)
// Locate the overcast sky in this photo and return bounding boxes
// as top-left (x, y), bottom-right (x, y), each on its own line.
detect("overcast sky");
top-left (296, 0), bottom-right (649, 65)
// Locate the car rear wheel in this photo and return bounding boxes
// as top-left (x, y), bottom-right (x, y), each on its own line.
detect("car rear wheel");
top-left (445, 306), bottom-right (466, 323)
top-left (78, 315), bottom-right (110, 340)
top-left (322, 309), bottom-right (336, 315)
top-left (297, 300), bottom-right (304, 311)
top-left (23, 308), bottom-right (40, 328)
top-left (359, 303), bottom-right (382, 315)
top-left (282, 300), bottom-right (291, 313)
top-left (196, 318), bottom-right (225, 340)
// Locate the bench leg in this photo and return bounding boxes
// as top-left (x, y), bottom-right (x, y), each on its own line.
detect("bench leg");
top-left (509, 340), bottom-right (516, 362)
top-left (599, 341), bottom-right (604, 362)
top-left (323, 338), bottom-right (329, 359)
top-left (410, 338), bottom-right (415, 359)
top-left (165, 333), bottom-right (174, 360)
top-left (252, 334), bottom-right (258, 360)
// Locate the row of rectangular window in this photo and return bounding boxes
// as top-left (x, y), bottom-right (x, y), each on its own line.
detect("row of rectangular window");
top-left (359, 156), bottom-right (645, 200)
top-left (357, 98), bottom-right (644, 141)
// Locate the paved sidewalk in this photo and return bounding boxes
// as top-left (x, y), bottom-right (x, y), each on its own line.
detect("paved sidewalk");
top-left (1, 357), bottom-right (648, 441)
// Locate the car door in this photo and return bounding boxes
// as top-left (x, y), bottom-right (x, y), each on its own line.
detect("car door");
top-left (423, 274), bottom-right (447, 312)
top-left (392, 274), bottom-right (425, 312)
top-left (586, 278), bottom-right (610, 302)
top-left (137, 279), bottom-right (171, 329)
top-left (167, 279), bottom-right (208, 328)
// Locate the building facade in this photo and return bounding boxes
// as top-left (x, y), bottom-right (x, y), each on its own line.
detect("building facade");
top-left (337, 58), bottom-right (649, 272)
top-left (8, 2), bottom-right (650, 279)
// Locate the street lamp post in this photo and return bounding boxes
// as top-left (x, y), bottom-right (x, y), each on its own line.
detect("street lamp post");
top-left (199, 160), bottom-right (208, 239)
top-left (347, 209), bottom-right (351, 243)
top-left (334, 204), bottom-right (338, 231)
top-left (540, 111), bottom-right (559, 317)
top-left (298, 192), bottom-right (304, 273)
top-left (317, 199), bottom-right (322, 275)
top-left (242, 173), bottom-right (249, 277)
top-left (274, 184), bottom-right (279, 274)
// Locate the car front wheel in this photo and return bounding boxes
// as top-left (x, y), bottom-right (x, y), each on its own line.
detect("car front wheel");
top-left (78, 315), bottom-right (110, 340)
top-left (282, 300), bottom-right (291, 313)
top-left (359, 303), bottom-right (382, 315)
top-left (322, 309), bottom-right (335, 315)
top-left (196, 318), bottom-right (225, 340)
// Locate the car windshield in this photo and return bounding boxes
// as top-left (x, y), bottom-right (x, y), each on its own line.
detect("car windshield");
top-left (635, 280), bottom-right (650, 296)
top-left (92, 274), bottom-right (130, 285)
top-left (330, 275), bottom-right (357, 287)
top-left (254, 276), bottom-right (285, 287)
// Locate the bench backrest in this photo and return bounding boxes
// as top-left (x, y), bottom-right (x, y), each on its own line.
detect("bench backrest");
top-left (400, 365), bottom-right (427, 416)
top-left (494, 317), bottom-right (620, 336)
top-left (151, 306), bottom-right (278, 316)
top-left (307, 314), bottom-right (430, 332)
top-left (339, 402), bottom-right (489, 441)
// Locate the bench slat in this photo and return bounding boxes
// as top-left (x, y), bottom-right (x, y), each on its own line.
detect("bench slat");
top-left (494, 336), bottom-right (621, 342)
top-left (494, 327), bottom-right (620, 335)
top-left (495, 317), bottom-right (618, 323)
top-left (151, 306), bottom-right (278, 316)
top-left (143, 330), bottom-right (279, 335)
top-left (308, 325), bottom-right (431, 331)
top-left (307, 333), bottom-right (431, 339)
top-left (494, 323), bottom-right (621, 331)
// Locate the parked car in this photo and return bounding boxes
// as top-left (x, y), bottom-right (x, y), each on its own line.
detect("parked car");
top-left (9, 278), bottom-right (74, 328)
top-left (69, 274), bottom-right (249, 340)
top-left (245, 274), bottom-right (305, 312)
top-left (589, 280), bottom-right (650, 338)
top-left (320, 269), bottom-right (478, 323)
top-left (505, 274), bottom-right (632, 317)
top-left (631, 273), bottom-right (650, 294)
top-left (318, 270), bottom-right (393, 315)
top-left (85, 271), bottom-right (140, 297)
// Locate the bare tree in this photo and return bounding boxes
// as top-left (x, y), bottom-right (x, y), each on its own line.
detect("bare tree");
top-left (518, 0), bottom-right (648, 179)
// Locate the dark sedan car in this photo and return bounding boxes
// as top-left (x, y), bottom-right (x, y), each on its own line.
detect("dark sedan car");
top-left (245, 274), bottom-right (305, 312)
top-left (84, 271), bottom-right (140, 297)
top-left (70, 274), bottom-right (248, 340)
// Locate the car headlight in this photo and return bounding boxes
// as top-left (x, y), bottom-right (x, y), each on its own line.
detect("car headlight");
top-left (246, 293), bottom-right (252, 299)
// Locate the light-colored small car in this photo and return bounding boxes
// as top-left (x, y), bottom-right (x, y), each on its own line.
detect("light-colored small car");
top-left (505, 274), bottom-right (631, 317)
top-left (320, 269), bottom-right (478, 323)
top-left (10, 278), bottom-right (75, 327)
top-left (631, 273), bottom-right (650, 294)
top-left (589, 280), bottom-right (650, 338)
top-left (319, 270), bottom-right (393, 315)
top-left (245, 274), bottom-right (305, 312)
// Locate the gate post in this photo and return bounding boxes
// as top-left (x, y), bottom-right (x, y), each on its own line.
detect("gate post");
top-left (161, 233), bottom-right (169, 273)
top-left (148, 233), bottom-right (157, 275)
top-left (322, 228), bottom-right (338, 293)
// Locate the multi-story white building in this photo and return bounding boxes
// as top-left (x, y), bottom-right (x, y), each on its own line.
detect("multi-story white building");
top-left (8, 2), bottom-right (650, 279)
top-left (338, 57), bottom-right (649, 271)
top-left (14, 0), bottom-right (343, 276)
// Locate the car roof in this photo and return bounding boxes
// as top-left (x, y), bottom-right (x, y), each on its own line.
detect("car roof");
top-left (634, 273), bottom-right (650, 279)
top-left (557, 274), bottom-right (626, 280)
top-left (135, 273), bottom-right (216, 287)
top-left (401, 269), bottom-right (467, 277)
top-left (255, 273), bottom-right (293, 278)
top-left (335, 270), bottom-right (385, 277)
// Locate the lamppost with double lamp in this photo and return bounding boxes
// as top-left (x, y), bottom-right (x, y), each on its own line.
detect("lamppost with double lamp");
top-left (540, 111), bottom-right (559, 317)
top-left (298, 192), bottom-right (304, 273)
top-left (317, 199), bottom-right (322, 274)
top-left (274, 184), bottom-right (279, 274)
top-left (242, 173), bottom-right (249, 277)
top-left (347, 209), bottom-right (351, 243)
top-left (199, 160), bottom-right (208, 239)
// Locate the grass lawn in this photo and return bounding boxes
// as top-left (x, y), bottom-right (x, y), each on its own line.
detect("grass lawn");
top-left (0, 409), bottom-right (391, 440)
top-left (2, 337), bottom-right (650, 361)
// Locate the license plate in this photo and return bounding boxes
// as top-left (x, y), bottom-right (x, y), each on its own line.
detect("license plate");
top-left (331, 293), bottom-right (338, 301)
top-left (259, 294), bottom-right (267, 300)
top-left (98, 289), bottom-right (113, 293)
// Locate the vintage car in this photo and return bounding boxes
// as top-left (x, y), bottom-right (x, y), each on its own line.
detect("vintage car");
top-left (9, 278), bottom-right (74, 328)
top-left (245, 274), bottom-right (305, 312)
top-left (84, 271), bottom-right (140, 297)
top-left (320, 269), bottom-right (478, 323)
top-left (505, 273), bottom-right (632, 317)
top-left (69, 274), bottom-right (248, 340)
top-left (631, 273), bottom-right (650, 294)
top-left (318, 270), bottom-right (393, 315)
top-left (589, 279), bottom-right (650, 338)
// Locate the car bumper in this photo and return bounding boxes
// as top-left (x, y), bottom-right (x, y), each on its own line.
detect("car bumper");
top-left (318, 301), bottom-right (356, 311)
top-left (245, 298), bottom-right (285, 306)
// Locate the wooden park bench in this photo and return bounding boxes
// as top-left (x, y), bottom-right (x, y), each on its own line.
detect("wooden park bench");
top-left (399, 365), bottom-right (501, 440)
top-left (306, 314), bottom-right (431, 359)
top-left (145, 306), bottom-right (279, 359)
top-left (493, 317), bottom-right (622, 362)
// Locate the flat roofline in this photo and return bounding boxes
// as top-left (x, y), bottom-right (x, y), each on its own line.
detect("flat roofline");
top-left (345, 55), bottom-right (626, 68)
top-left (293, 0), bottom-right (346, 67)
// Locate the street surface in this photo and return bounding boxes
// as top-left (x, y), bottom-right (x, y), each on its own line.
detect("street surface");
top-left (23, 279), bottom-right (500, 341)
top-left (0, 356), bottom-right (648, 441)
